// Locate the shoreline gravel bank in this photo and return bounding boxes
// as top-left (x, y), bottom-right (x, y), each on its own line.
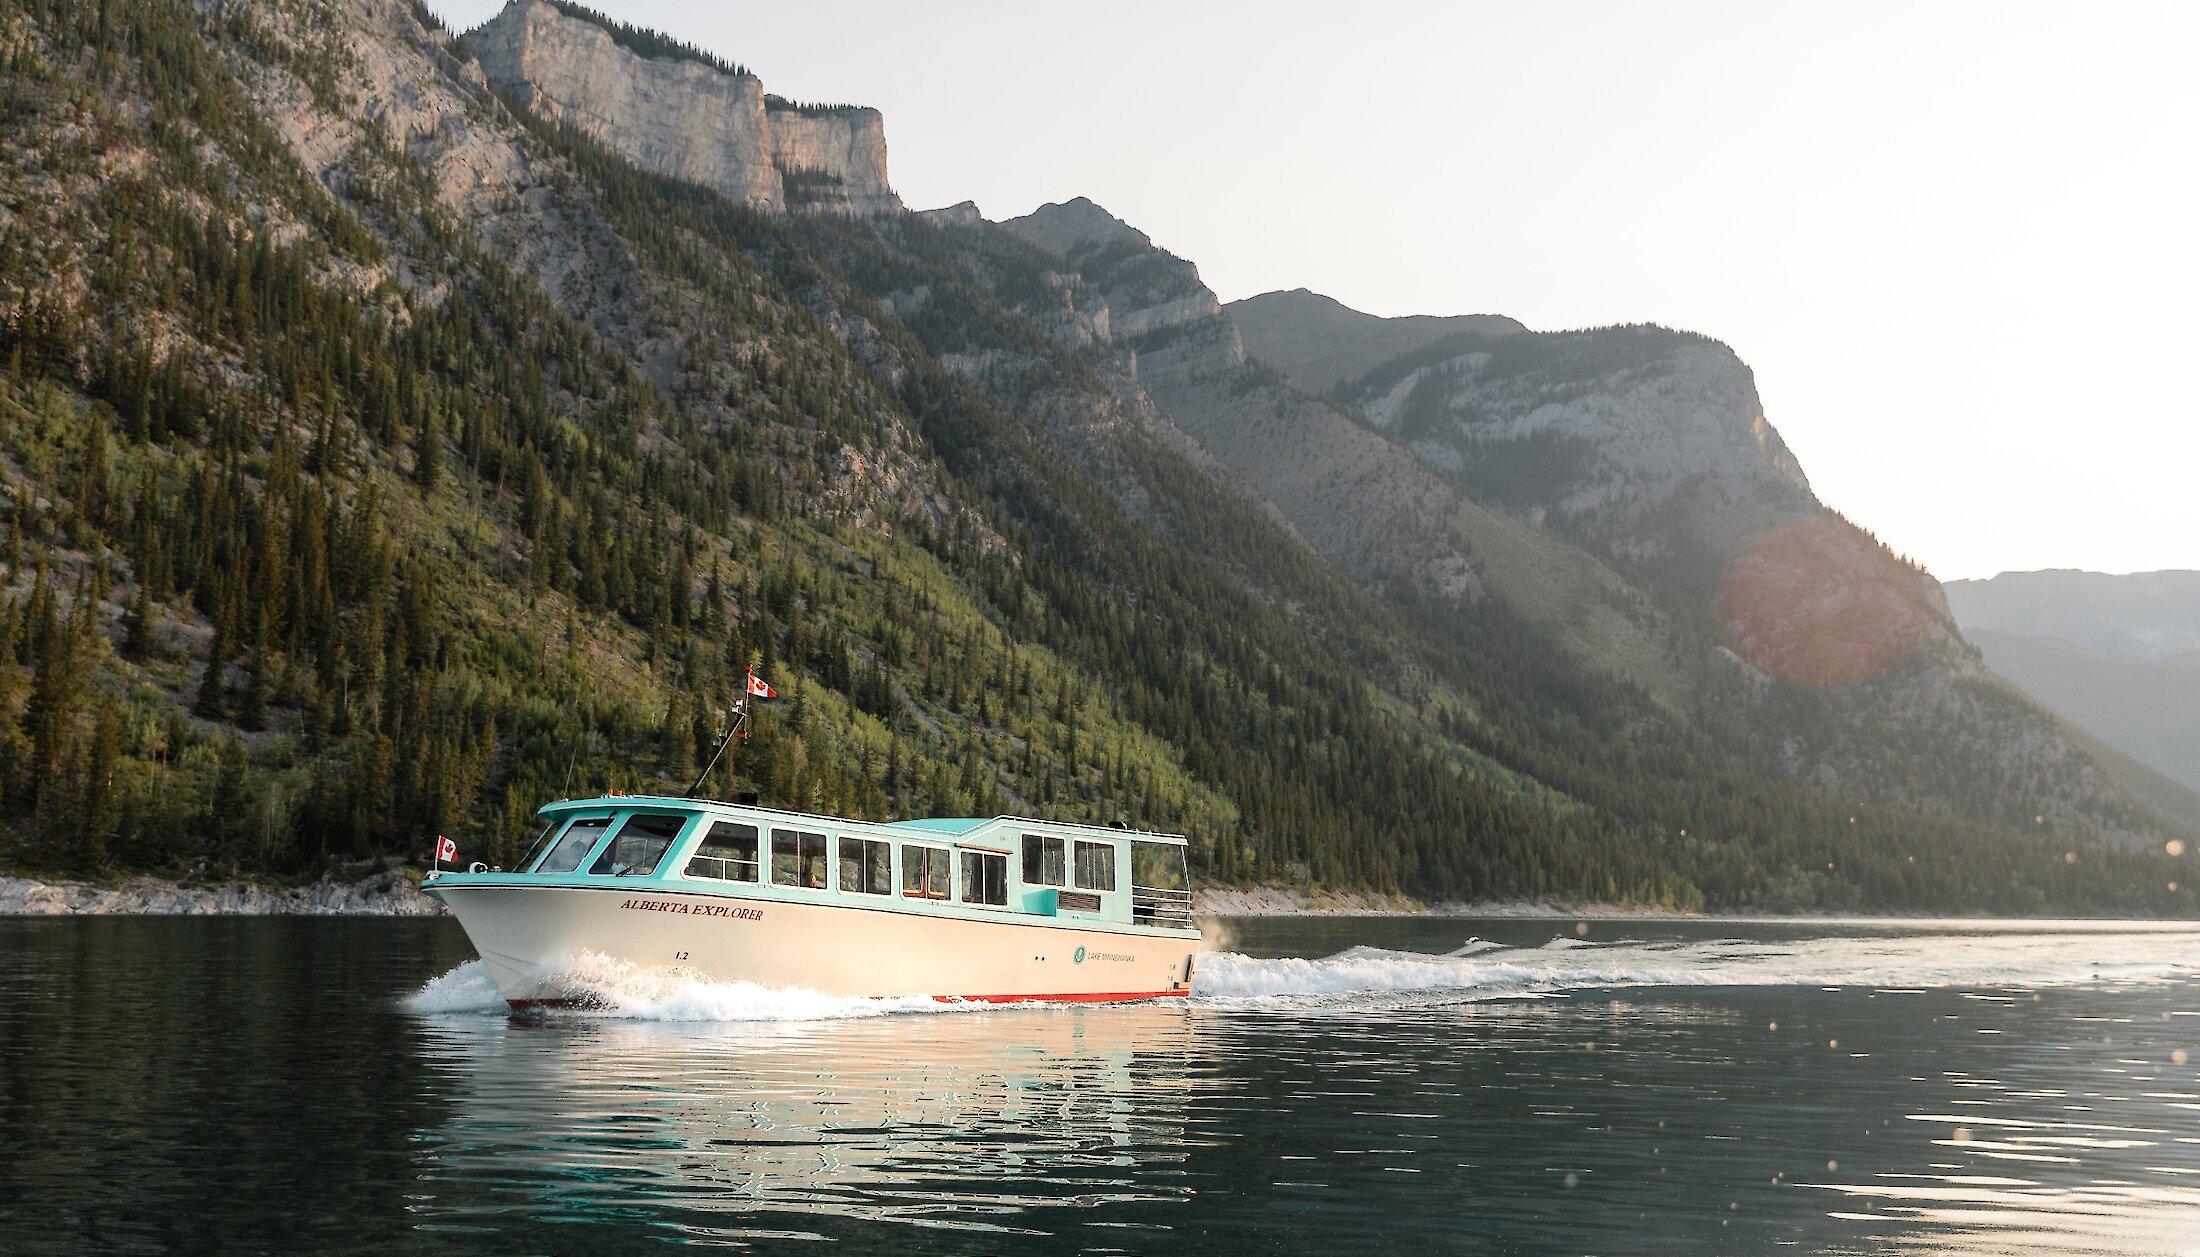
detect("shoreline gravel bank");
top-left (0, 872), bottom-right (447, 916)
top-left (1, 873), bottom-right (1631, 919)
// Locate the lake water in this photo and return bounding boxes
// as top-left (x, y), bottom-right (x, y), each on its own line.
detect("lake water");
top-left (1, 916), bottom-right (2196, 1254)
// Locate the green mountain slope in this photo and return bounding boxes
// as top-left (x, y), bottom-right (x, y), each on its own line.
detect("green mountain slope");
top-left (0, 0), bottom-right (2190, 912)
top-left (1967, 630), bottom-right (2200, 796)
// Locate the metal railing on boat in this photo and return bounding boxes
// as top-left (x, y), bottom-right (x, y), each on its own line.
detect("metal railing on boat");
top-left (1131, 885), bottom-right (1194, 929)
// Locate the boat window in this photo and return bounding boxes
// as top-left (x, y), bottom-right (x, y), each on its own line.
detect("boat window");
top-left (1132, 840), bottom-right (1190, 891)
top-left (771, 828), bottom-right (828, 889)
top-left (589, 813), bottom-right (686, 877)
top-left (960, 850), bottom-right (1008, 907)
top-left (1073, 840), bottom-right (1117, 892)
top-left (1021, 834), bottom-right (1066, 887)
top-left (533, 816), bottom-right (613, 874)
top-left (839, 837), bottom-right (893, 896)
top-left (685, 821), bottom-right (760, 883)
top-left (1130, 839), bottom-right (1193, 928)
top-left (901, 845), bottom-right (951, 900)
top-left (515, 816), bottom-right (564, 872)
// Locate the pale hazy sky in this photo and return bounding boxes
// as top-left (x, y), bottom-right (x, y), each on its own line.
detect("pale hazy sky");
top-left (430, 0), bottom-right (2199, 581)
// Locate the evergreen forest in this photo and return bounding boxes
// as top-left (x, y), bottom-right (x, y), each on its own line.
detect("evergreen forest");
top-left (0, 0), bottom-right (2191, 914)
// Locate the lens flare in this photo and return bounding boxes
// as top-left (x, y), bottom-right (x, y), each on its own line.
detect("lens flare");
top-left (1716, 514), bottom-right (1937, 687)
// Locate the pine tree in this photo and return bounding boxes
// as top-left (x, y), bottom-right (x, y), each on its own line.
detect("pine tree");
top-left (123, 580), bottom-right (156, 659)
top-left (23, 582), bottom-right (83, 811)
top-left (414, 405), bottom-right (442, 494)
top-left (194, 623), bottom-right (228, 719)
top-left (76, 698), bottom-right (124, 873)
top-left (74, 418), bottom-right (111, 537)
top-left (659, 694), bottom-right (694, 786)
top-left (237, 629), bottom-right (269, 731)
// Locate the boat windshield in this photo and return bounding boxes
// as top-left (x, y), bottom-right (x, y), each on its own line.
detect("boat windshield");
top-left (514, 816), bottom-right (563, 872)
top-left (588, 813), bottom-right (687, 877)
top-left (534, 816), bottom-right (613, 874)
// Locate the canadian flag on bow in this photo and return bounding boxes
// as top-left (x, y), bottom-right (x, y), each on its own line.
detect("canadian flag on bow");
top-left (747, 670), bottom-right (777, 699)
top-left (434, 835), bottom-right (457, 865)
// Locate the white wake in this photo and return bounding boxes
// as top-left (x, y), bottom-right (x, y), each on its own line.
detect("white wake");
top-left (405, 951), bottom-right (1008, 1021)
top-left (1191, 930), bottom-right (2200, 1005)
top-left (404, 929), bottom-right (2200, 1021)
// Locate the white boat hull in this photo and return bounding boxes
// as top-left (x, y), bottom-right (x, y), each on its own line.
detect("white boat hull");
top-left (431, 881), bottom-right (1199, 1007)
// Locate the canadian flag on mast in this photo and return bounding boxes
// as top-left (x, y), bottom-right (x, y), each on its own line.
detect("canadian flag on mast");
top-left (434, 835), bottom-right (457, 865)
top-left (747, 670), bottom-right (777, 699)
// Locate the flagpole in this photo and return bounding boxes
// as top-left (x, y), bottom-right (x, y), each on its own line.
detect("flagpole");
top-left (685, 674), bottom-right (756, 800)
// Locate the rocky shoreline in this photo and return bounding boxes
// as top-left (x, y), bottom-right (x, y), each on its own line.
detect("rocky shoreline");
top-left (0, 872), bottom-right (448, 916)
top-left (1190, 884), bottom-right (1687, 918)
top-left (0, 872), bottom-right (1676, 920)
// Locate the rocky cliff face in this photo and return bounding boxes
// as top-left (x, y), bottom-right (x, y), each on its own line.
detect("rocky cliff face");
top-left (970, 198), bottom-right (2142, 838)
top-left (1234, 290), bottom-right (1814, 569)
top-left (986, 199), bottom-right (1693, 694)
top-left (466, 0), bottom-right (900, 215)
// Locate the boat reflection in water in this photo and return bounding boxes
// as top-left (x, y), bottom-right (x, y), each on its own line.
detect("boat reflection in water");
top-left (407, 1001), bottom-right (1214, 1241)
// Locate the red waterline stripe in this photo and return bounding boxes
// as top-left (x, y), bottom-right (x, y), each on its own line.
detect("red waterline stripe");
top-left (506, 989), bottom-right (1188, 1011)
top-left (934, 989), bottom-right (1189, 1005)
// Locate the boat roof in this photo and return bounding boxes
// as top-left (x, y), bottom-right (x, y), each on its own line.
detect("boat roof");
top-left (536, 795), bottom-right (1189, 846)
top-left (879, 817), bottom-right (993, 837)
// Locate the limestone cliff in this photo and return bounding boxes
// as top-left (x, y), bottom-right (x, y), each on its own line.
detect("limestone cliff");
top-left (973, 199), bottom-right (2147, 838)
top-left (1232, 289), bottom-right (1813, 568)
top-left (991, 199), bottom-right (1689, 696)
top-left (466, 0), bottom-right (900, 215)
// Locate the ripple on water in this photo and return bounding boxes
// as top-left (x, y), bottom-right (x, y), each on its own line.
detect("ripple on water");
top-left (4, 916), bottom-right (2198, 1254)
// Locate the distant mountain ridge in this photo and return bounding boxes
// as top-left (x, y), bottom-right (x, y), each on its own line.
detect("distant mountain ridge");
top-left (1229, 288), bottom-right (1526, 396)
top-left (1946, 570), bottom-right (2200, 661)
top-left (1946, 570), bottom-right (2200, 796)
top-left (1963, 630), bottom-right (2200, 795)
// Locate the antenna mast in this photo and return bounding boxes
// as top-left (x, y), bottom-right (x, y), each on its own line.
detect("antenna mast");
top-left (685, 660), bottom-right (769, 800)
top-left (684, 692), bottom-right (749, 799)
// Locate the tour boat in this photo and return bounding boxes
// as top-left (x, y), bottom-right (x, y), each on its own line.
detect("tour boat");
top-left (422, 795), bottom-right (1201, 1008)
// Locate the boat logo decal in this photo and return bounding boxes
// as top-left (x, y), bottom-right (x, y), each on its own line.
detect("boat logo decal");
top-left (1073, 946), bottom-right (1087, 964)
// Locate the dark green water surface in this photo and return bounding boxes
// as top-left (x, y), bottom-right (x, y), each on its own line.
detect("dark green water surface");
top-left (1, 915), bottom-right (2196, 1254)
